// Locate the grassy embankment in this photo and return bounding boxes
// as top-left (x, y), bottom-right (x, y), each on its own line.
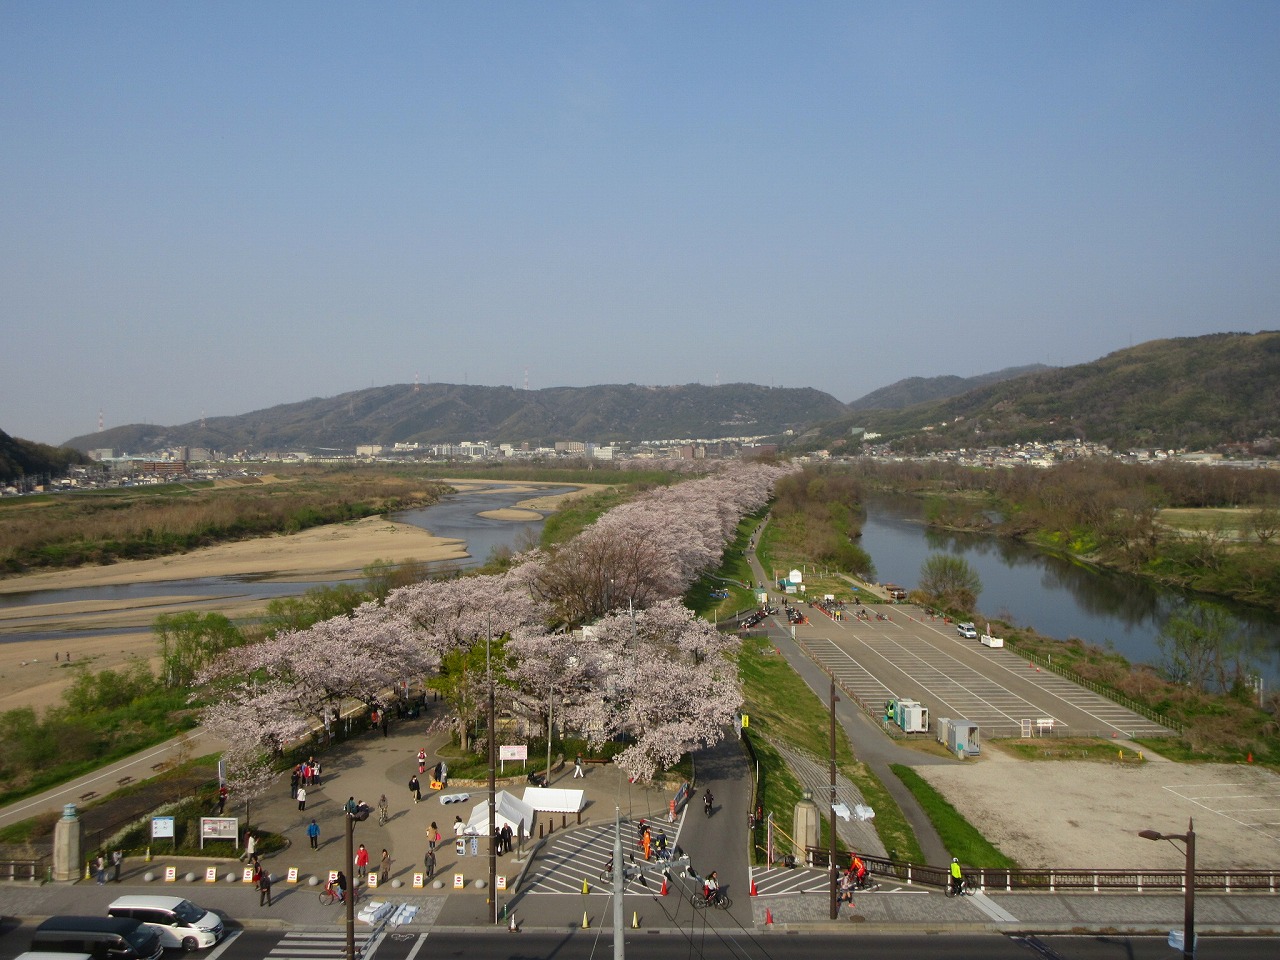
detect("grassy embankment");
top-left (889, 764), bottom-right (1017, 869)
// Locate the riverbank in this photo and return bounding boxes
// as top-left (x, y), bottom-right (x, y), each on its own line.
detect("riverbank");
top-left (0, 481), bottom-right (598, 717)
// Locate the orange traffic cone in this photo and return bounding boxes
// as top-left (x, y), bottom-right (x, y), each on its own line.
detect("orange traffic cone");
top-left (1248, 752), bottom-right (1254, 763)
top-left (750, 878), bottom-right (757, 896)
top-left (660, 877), bottom-right (668, 896)
top-left (765, 908), bottom-right (773, 925)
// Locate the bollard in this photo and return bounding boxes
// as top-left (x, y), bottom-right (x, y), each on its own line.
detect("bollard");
top-left (577, 810), bottom-right (582, 824)
top-left (538, 823), bottom-right (544, 839)
top-left (562, 814), bottom-right (567, 829)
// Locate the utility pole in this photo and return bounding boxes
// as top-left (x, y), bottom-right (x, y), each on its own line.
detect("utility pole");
top-left (487, 620), bottom-right (498, 924)
top-left (829, 678), bottom-right (839, 920)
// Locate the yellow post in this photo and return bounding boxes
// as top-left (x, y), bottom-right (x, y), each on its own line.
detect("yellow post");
top-left (582, 878), bottom-right (589, 895)
top-left (632, 911), bottom-right (639, 929)
top-left (581, 911), bottom-right (589, 929)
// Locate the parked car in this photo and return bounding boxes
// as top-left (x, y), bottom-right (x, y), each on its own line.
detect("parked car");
top-left (956, 622), bottom-right (978, 639)
top-left (28, 917), bottom-right (163, 960)
top-left (106, 897), bottom-right (224, 951)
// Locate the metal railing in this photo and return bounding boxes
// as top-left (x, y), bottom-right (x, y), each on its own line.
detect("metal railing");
top-left (803, 849), bottom-right (1280, 894)
top-left (0, 854), bottom-right (47, 882)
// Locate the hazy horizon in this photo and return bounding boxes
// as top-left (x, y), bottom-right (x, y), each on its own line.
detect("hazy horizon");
top-left (4, 3), bottom-right (1278, 445)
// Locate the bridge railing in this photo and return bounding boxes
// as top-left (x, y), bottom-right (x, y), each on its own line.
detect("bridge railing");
top-left (802, 848), bottom-right (1280, 893)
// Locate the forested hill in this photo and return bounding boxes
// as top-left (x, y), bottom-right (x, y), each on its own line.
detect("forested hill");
top-left (65, 382), bottom-right (850, 453)
top-left (860, 331), bottom-right (1280, 452)
top-left (0, 429), bottom-right (91, 483)
top-left (847, 364), bottom-right (1050, 411)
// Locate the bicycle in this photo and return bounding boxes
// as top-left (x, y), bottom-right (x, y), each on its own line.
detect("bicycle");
top-left (377, 796), bottom-right (389, 827)
top-left (944, 875), bottom-right (969, 897)
top-left (690, 890), bottom-right (732, 910)
top-left (318, 885), bottom-right (355, 906)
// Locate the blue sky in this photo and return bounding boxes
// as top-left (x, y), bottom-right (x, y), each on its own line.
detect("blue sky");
top-left (3, 2), bottom-right (1277, 445)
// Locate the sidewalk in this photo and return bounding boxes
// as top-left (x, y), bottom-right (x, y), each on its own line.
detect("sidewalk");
top-left (4, 707), bottom-right (1280, 937)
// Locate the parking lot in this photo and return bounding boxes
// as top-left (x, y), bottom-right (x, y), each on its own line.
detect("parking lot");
top-left (788, 603), bottom-right (1174, 740)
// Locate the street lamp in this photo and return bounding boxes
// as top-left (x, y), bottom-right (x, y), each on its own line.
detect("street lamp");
top-left (343, 803), bottom-right (368, 960)
top-left (1138, 817), bottom-right (1196, 959)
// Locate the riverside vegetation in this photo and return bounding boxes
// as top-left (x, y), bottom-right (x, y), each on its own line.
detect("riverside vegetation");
top-left (0, 466), bottom-right (453, 575)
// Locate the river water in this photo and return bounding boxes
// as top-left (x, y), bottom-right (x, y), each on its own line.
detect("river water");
top-left (859, 494), bottom-right (1280, 686)
top-left (0, 484), bottom-right (572, 636)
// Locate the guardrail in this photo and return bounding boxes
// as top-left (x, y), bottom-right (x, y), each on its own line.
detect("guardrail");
top-left (802, 849), bottom-right (1280, 893)
top-left (0, 855), bottom-right (47, 882)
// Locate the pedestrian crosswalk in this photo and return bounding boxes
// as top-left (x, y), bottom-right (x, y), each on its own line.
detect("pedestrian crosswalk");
top-left (266, 930), bottom-right (376, 960)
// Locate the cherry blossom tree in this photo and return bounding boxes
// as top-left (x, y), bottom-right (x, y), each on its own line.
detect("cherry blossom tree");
top-left (557, 599), bottom-right (743, 782)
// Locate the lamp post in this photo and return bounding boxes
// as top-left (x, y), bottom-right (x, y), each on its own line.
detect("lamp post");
top-left (1138, 817), bottom-right (1196, 959)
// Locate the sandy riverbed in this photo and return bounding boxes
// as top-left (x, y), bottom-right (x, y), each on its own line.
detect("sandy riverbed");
top-left (0, 482), bottom-right (599, 714)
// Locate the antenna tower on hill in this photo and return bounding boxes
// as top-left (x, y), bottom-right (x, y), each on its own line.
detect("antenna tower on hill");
top-left (98, 409), bottom-right (104, 432)
top-left (413, 371), bottom-right (420, 393)
top-left (524, 367), bottom-right (530, 391)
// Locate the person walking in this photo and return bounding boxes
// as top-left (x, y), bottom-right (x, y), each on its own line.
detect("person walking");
top-left (111, 849), bottom-right (123, 882)
top-left (453, 815), bottom-right (464, 838)
top-left (573, 754), bottom-right (585, 778)
top-left (439, 760), bottom-right (448, 787)
top-left (216, 784), bottom-right (228, 815)
top-left (418, 749), bottom-right (427, 774)
top-left (307, 819), bottom-right (320, 849)
top-left (378, 848), bottom-right (392, 884)
top-left (290, 767), bottom-right (300, 798)
top-left (241, 832), bottom-right (257, 863)
top-left (424, 847), bottom-right (436, 879)
top-left (258, 869), bottom-right (272, 907)
top-left (296, 785), bottom-right (307, 811)
top-left (94, 853), bottom-right (106, 885)
top-left (427, 822), bottom-right (440, 851)
top-left (409, 774), bottom-right (421, 803)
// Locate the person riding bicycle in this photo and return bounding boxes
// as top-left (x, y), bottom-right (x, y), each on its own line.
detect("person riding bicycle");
top-left (851, 853), bottom-right (868, 887)
top-left (377, 794), bottom-right (389, 823)
top-left (949, 857), bottom-right (964, 895)
top-left (325, 871), bottom-right (348, 904)
top-left (702, 870), bottom-right (720, 904)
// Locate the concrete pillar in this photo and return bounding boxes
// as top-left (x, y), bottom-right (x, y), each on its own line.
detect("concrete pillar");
top-left (53, 803), bottom-right (83, 882)
top-left (792, 790), bottom-right (820, 864)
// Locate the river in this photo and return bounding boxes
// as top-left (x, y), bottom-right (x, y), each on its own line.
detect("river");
top-left (859, 494), bottom-right (1280, 686)
top-left (0, 483), bottom-right (573, 637)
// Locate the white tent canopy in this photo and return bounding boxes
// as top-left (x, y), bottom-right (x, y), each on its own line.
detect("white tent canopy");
top-left (464, 790), bottom-right (536, 837)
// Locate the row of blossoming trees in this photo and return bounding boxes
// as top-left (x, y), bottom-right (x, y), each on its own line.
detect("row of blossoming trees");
top-left (201, 462), bottom-right (793, 794)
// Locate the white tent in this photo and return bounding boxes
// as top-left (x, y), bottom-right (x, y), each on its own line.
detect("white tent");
top-left (464, 790), bottom-right (536, 837)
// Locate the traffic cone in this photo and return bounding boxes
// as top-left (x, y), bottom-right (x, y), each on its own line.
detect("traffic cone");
top-left (582, 878), bottom-right (589, 895)
top-left (660, 877), bottom-right (668, 896)
top-left (631, 912), bottom-right (639, 929)
top-left (765, 908), bottom-right (773, 925)
top-left (508, 911), bottom-right (518, 933)
top-left (750, 878), bottom-right (757, 896)
top-left (581, 911), bottom-right (589, 929)
top-left (1248, 752), bottom-right (1254, 763)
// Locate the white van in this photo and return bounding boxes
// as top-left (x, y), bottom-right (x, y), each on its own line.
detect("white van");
top-left (106, 897), bottom-right (224, 951)
top-left (956, 622), bottom-right (978, 639)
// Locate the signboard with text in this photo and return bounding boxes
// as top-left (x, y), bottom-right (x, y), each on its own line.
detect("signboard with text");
top-left (199, 817), bottom-right (238, 850)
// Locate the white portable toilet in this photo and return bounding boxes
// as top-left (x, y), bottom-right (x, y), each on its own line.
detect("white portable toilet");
top-left (936, 717), bottom-right (953, 746)
top-left (947, 720), bottom-right (980, 757)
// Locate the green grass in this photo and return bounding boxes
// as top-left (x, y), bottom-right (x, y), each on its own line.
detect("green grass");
top-left (738, 637), bottom-right (922, 864)
top-left (998, 738), bottom-right (1148, 764)
top-left (891, 763), bottom-right (1016, 869)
